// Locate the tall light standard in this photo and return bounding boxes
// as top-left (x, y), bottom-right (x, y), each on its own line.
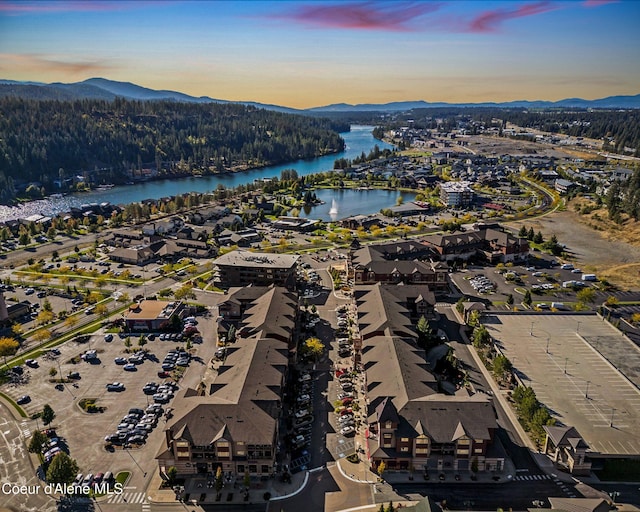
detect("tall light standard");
top-left (577, 321), bottom-right (581, 334)
top-left (585, 380), bottom-right (590, 399)
top-left (546, 337), bottom-right (550, 354)
top-left (610, 408), bottom-right (615, 428)
top-left (124, 446), bottom-right (147, 477)
top-left (564, 357), bottom-right (568, 375)
top-left (530, 321), bottom-right (534, 336)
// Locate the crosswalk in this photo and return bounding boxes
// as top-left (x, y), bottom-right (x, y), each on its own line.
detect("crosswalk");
top-left (105, 491), bottom-right (148, 504)
top-left (553, 475), bottom-right (578, 498)
top-left (514, 473), bottom-right (551, 481)
top-left (20, 421), bottom-right (31, 437)
top-left (515, 473), bottom-right (577, 498)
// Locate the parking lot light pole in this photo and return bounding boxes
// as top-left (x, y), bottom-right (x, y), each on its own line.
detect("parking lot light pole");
top-left (530, 322), bottom-right (534, 336)
top-left (546, 337), bottom-right (550, 354)
top-left (585, 380), bottom-right (590, 399)
top-left (124, 446), bottom-right (147, 477)
top-left (564, 357), bottom-right (568, 375)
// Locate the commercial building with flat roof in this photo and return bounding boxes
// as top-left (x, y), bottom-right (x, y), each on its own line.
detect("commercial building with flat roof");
top-left (439, 181), bottom-right (474, 207)
top-left (213, 250), bottom-right (299, 289)
top-left (124, 300), bottom-right (184, 331)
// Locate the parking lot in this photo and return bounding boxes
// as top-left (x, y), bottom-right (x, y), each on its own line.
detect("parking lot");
top-left (451, 261), bottom-right (600, 308)
top-left (1, 308), bottom-right (217, 491)
top-left (484, 313), bottom-right (640, 457)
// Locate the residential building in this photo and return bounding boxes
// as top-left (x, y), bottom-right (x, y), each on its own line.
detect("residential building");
top-left (554, 178), bottom-right (578, 194)
top-left (422, 226), bottom-right (529, 263)
top-left (439, 181), bottom-right (474, 207)
top-left (355, 284), bottom-right (503, 473)
top-left (212, 250), bottom-right (299, 289)
top-left (350, 241), bottom-right (448, 292)
top-left (156, 287), bottom-right (296, 478)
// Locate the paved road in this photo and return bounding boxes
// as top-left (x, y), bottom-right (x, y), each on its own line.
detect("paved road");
top-left (0, 402), bottom-right (57, 512)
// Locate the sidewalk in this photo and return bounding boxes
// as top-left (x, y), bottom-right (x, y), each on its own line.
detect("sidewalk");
top-left (146, 469), bottom-right (308, 507)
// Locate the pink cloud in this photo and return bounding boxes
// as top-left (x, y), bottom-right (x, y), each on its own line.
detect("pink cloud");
top-left (467, 1), bottom-right (559, 33)
top-left (274, 1), bottom-right (441, 32)
top-left (582, 0), bottom-right (618, 6)
top-left (0, 53), bottom-right (113, 76)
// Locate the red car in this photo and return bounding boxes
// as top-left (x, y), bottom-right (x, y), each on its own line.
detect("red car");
top-left (157, 371), bottom-right (171, 378)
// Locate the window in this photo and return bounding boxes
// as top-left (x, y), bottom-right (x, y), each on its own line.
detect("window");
top-left (261, 465), bottom-right (270, 474)
top-left (400, 446), bottom-right (409, 452)
top-left (385, 421), bottom-right (393, 429)
top-left (400, 438), bottom-right (409, 442)
top-left (383, 433), bottom-right (393, 448)
top-left (416, 447), bottom-right (429, 455)
top-left (237, 464), bottom-right (245, 474)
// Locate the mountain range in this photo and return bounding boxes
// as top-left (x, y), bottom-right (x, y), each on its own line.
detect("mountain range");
top-left (1, 77), bottom-right (639, 111)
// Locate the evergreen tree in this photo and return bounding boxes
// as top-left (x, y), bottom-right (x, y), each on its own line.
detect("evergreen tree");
top-left (42, 404), bottom-right (56, 426)
top-left (46, 452), bottom-right (79, 485)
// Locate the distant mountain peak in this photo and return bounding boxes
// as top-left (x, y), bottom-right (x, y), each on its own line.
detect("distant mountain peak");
top-left (1, 77), bottom-right (638, 111)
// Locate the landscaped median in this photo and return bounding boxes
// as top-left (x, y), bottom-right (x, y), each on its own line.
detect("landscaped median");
top-left (0, 390), bottom-right (27, 417)
top-left (5, 301), bottom-right (132, 369)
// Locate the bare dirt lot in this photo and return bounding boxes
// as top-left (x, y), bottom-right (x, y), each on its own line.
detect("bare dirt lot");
top-left (509, 209), bottom-right (640, 289)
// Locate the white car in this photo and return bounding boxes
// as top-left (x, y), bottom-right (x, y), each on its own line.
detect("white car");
top-left (340, 425), bottom-right (356, 436)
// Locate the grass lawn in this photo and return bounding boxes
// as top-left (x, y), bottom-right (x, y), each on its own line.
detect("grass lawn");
top-left (0, 391), bottom-right (27, 417)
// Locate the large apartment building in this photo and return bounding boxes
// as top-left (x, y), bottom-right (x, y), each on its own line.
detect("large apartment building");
top-left (156, 286), bottom-right (297, 478)
top-left (355, 283), bottom-right (503, 473)
top-left (350, 242), bottom-right (449, 292)
top-left (423, 226), bottom-right (529, 264)
top-left (212, 250), bottom-right (299, 289)
top-left (439, 181), bottom-right (474, 207)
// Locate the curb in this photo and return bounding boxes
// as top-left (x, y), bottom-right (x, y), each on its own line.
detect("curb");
top-left (270, 471), bottom-right (309, 501)
top-left (335, 458), bottom-right (376, 484)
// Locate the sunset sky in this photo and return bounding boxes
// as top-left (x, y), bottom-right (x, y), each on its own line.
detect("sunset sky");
top-left (1, 0), bottom-right (639, 109)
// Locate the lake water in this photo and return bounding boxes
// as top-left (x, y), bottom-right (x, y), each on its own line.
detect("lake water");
top-left (0, 125), bottom-right (394, 222)
top-left (299, 188), bottom-right (417, 221)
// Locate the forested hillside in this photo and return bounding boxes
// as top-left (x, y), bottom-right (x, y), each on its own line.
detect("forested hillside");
top-left (0, 97), bottom-right (347, 197)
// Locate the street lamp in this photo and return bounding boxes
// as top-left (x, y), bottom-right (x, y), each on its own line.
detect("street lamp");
top-left (124, 446), bottom-right (147, 477)
top-left (585, 380), bottom-right (590, 399)
top-left (530, 321), bottom-right (534, 336)
top-left (610, 408), bottom-right (615, 428)
top-left (546, 337), bottom-right (550, 354)
top-left (564, 357), bottom-right (568, 375)
top-left (609, 491), bottom-right (620, 504)
top-left (577, 321), bottom-right (581, 334)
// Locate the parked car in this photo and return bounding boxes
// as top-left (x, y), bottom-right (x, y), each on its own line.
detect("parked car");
top-left (17, 395), bottom-right (31, 404)
top-left (123, 363), bottom-right (137, 371)
top-left (105, 334), bottom-right (114, 342)
top-left (106, 382), bottom-right (125, 392)
top-left (25, 359), bottom-right (38, 368)
top-left (114, 357), bottom-right (127, 365)
top-left (340, 425), bottom-right (356, 436)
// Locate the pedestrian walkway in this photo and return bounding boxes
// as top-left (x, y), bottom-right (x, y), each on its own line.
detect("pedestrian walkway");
top-left (106, 491), bottom-right (148, 504)
top-left (514, 473), bottom-right (551, 481)
top-left (20, 421), bottom-right (31, 437)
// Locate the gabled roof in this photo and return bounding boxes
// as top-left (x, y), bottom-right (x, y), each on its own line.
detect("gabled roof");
top-left (543, 425), bottom-right (589, 450)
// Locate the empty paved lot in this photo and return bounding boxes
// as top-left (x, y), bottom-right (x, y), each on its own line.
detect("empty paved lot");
top-left (484, 314), bottom-right (640, 457)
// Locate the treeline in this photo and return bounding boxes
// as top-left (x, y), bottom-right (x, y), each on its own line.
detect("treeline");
top-left (333, 144), bottom-right (395, 169)
top-left (605, 168), bottom-right (640, 222)
top-left (484, 109), bottom-right (640, 156)
top-left (366, 107), bottom-right (640, 156)
top-left (0, 97), bottom-right (347, 197)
